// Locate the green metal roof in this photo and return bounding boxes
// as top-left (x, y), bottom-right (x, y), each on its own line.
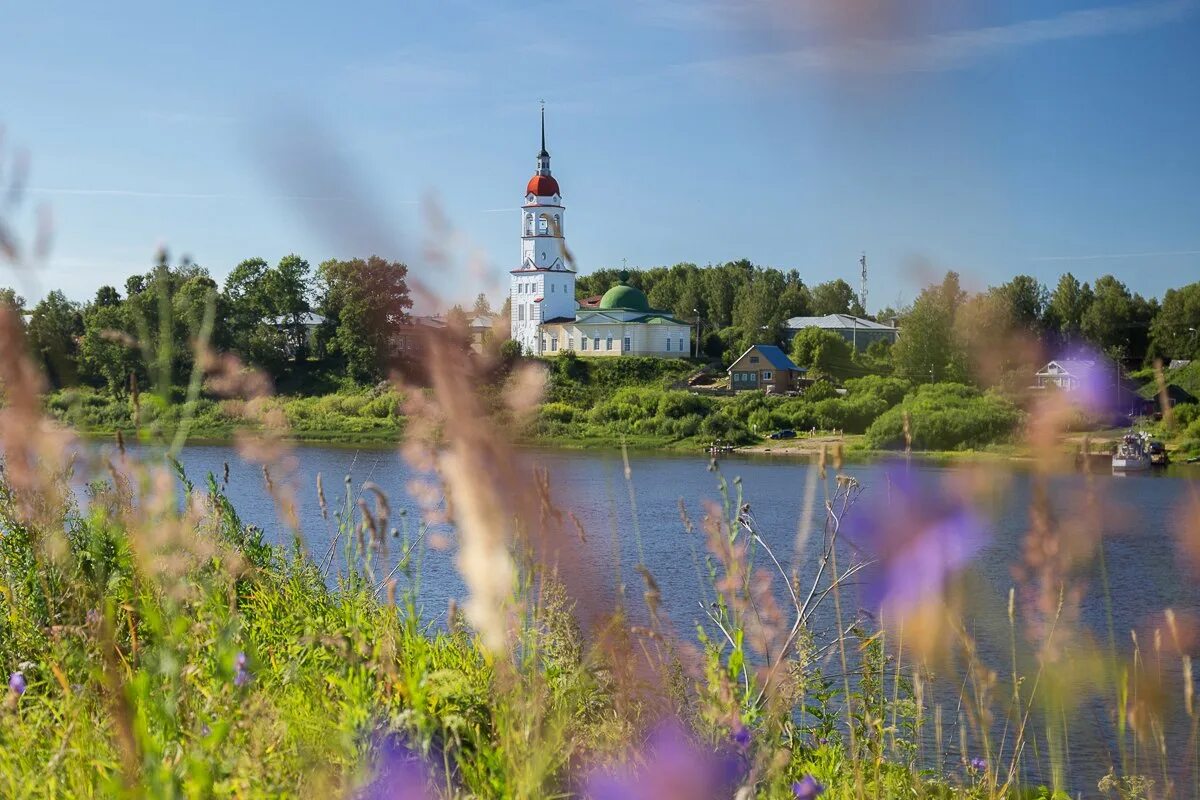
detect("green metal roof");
top-left (598, 282), bottom-right (652, 312)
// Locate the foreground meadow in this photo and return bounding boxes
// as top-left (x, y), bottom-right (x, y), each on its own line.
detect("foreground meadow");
top-left (2, 293), bottom-right (1199, 800)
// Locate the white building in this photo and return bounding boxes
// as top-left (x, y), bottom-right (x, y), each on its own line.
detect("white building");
top-left (508, 109), bottom-right (690, 357)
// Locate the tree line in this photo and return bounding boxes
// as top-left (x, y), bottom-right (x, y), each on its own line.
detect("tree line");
top-left (5, 252), bottom-right (1198, 397)
top-left (4, 252), bottom-right (413, 394)
top-left (585, 261), bottom-right (1199, 385)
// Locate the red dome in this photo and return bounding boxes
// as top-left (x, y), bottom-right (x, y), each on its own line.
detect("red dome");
top-left (526, 174), bottom-right (560, 197)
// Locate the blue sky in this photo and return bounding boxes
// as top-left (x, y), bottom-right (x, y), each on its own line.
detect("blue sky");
top-left (2, 0), bottom-right (1198, 312)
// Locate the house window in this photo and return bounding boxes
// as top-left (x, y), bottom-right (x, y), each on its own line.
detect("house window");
top-left (541, 336), bottom-right (547, 351)
top-left (750, 356), bottom-right (760, 364)
top-left (763, 371), bottom-right (773, 380)
top-left (593, 337), bottom-right (600, 350)
top-left (568, 336), bottom-right (574, 350)
top-left (551, 337), bottom-right (558, 352)
top-left (518, 305), bottom-right (524, 321)
top-left (551, 284), bottom-right (556, 292)
top-left (606, 337), bottom-right (613, 351)
top-left (581, 337), bottom-right (587, 351)
top-left (623, 337), bottom-right (631, 352)
top-left (666, 338), bottom-right (672, 352)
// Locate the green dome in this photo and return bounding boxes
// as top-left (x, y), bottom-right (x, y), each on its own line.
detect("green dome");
top-left (598, 280), bottom-right (651, 312)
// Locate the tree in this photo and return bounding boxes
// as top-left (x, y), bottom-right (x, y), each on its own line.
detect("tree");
top-left (810, 279), bottom-right (864, 317)
top-left (1045, 273), bottom-right (1093, 343)
top-left (994, 275), bottom-right (1047, 331)
top-left (472, 293), bottom-right (493, 317)
top-left (0, 287), bottom-right (24, 312)
top-left (731, 268), bottom-right (787, 355)
top-left (890, 272), bottom-right (966, 383)
top-left (317, 255), bottom-right (413, 383)
top-left (93, 285), bottom-right (122, 308)
top-left (1150, 281), bottom-right (1200, 360)
top-left (27, 290), bottom-right (82, 386)
top-left (703, 260), bottom-right (755, 329)
top-left (0, 288), bottom-right (25, 334)
top-left (789, 327), bottom-right (854, 380)
top-left (264, 254), bottom-right (312, 359)
top-left (223, 257), bottom-right (271, 354)
top-left (1081, 275), bottom-right (1135, 357)
top-left (79, 303), bottom-right (139, 394)
top-left (122, 256), bottom-right (218, 390)
top-left (954, 287), bottom-right (1040, 390)
top-left (778, 270), bottom-right (812, 320)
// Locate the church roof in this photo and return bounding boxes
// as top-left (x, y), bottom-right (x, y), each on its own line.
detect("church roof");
top-left (598, 280), bottom-right (651, 312)
top-left (526, 174), bottom-right (560, 197)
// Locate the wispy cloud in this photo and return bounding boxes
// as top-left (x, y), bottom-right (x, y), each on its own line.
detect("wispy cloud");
top-left (679, 0), bottom-right (1197, 77)
top-left (1031, 248), bottom-right (1200, 262)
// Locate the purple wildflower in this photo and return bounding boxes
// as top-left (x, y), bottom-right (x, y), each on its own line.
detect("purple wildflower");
top-left (969, 756), bottom-right (987, 772)
top-left (841, 467), bottom-right (986, 616)
top-left (731, 723), bottom-right (751, 750)
top-left (586, 721), bottom-right (744, 800)
top-left (233, 652), bottom-right (251, 687)
top-left (793, 775), bottom-right (825, 799)
top-left (8, 671), bottom-right (25, 696)
top-left (360, 735), bottom-right (431, 800)
top-left (200, 724), bottom-right (211, 737)
top-left (86, 609), bottom-right (101, 627)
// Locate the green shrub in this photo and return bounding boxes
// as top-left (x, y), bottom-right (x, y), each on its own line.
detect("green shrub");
top-left (1174, 402), bottom-right (1199, 428)
top-left (541, 402), bottom-right (578, 424)
top-left (865, 383), bottom-right (1022, 450)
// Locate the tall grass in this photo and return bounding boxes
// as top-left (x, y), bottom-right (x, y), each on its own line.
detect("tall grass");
top-left (2, 136), bottom-right (1198, 800)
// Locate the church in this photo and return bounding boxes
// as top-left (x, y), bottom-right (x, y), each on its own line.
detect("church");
top-left (509, 110), bottom-right (692, 358)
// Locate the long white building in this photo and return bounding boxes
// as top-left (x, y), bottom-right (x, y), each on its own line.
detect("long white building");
top-left (509, 109), bottom-right (691, 358)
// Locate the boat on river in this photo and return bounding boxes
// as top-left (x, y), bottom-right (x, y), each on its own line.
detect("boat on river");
top-left (1148, 440), bottom-right (1169, 467)
top-left (1112, 432), bottom-right (1151, 472)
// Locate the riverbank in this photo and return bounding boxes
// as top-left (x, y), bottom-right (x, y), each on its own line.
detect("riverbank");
top-left (48, 383), bottom-right (1200, 463)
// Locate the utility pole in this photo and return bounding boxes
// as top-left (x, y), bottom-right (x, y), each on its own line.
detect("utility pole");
top-left (859, 251), bottom-right (868, 315)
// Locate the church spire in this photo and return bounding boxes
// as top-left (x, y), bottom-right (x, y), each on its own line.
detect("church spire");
top-left (536, 102), bottom-right (551, 175)
top-left (538, 101), bottom-right (548, 158)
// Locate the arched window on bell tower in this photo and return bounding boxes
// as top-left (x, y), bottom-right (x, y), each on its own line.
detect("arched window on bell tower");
top-left (524, 213), bottom-right (533, 236)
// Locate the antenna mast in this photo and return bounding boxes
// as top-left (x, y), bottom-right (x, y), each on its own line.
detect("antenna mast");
top-left (859, 251), bottom-right (868, 313)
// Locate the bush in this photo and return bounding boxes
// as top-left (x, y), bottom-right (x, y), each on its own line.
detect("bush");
top-left (1174, 402), bottom-right (1199, 428)
top-left (656, 390), bottom-right (715, 419)
top-left (865, 382), bottom-right (1022, 450)
top-left (541, 402), bottom-right (577, 424)
top-left (844, 375), bottom-right (912, 407)
top-left (803, 380), bottom-right (838, 402)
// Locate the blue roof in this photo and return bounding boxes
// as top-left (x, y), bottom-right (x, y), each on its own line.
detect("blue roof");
top-left (730, 344), bottom-right (804, 372)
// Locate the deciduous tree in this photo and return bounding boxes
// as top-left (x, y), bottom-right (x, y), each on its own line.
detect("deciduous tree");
top-left (317, 255), bottom-right (412, 383)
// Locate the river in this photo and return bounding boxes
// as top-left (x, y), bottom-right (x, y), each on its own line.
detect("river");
top-left (152, 442), bottom-right (1198, 792)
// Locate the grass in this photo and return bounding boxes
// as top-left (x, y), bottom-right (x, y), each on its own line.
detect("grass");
top-left (3, 333), bottom-right (1198, 798)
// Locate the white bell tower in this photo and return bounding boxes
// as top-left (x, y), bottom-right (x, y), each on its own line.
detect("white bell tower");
top-left (509, 104), bottom-right (576, 355)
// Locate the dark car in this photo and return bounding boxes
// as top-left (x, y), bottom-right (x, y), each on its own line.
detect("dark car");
top-left (768, 429), bottom-right (797, 440)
